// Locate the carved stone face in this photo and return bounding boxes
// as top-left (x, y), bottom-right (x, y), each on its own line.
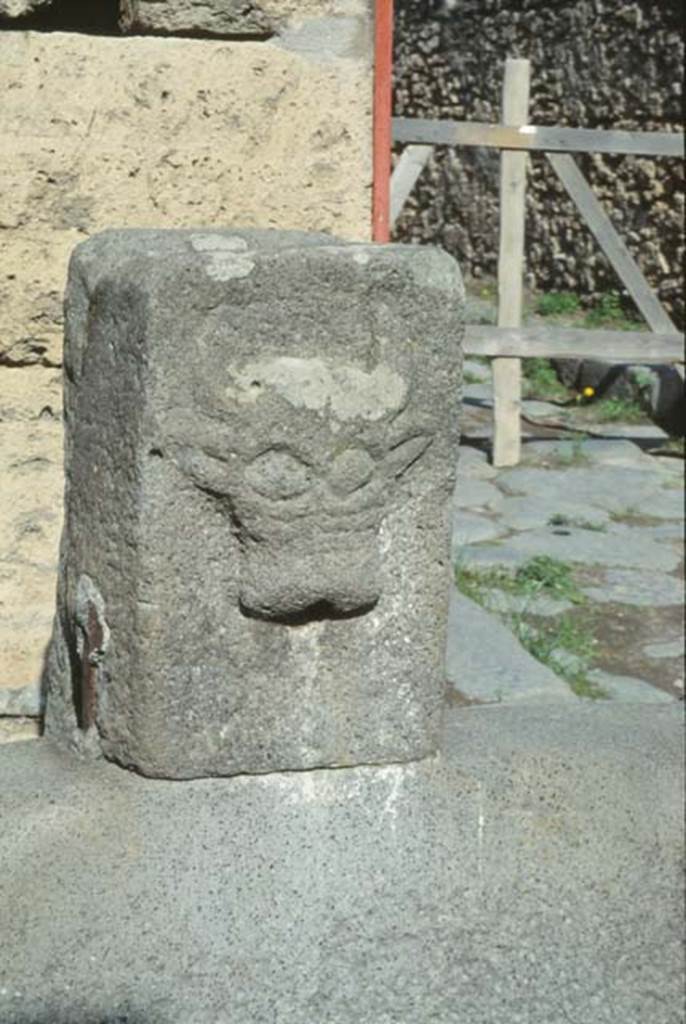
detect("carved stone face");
top-left (166, 354), bottom-right (434, 621)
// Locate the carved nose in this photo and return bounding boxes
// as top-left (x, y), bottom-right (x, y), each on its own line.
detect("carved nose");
top-left (328, 448), bottom-right (375, 494)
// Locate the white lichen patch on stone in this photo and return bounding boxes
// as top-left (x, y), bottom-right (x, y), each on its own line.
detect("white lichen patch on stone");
top-left (190, 234), bottom-right (250, 253)
top-left (225, 357), bottom-right (408, 420)
top-left (190, 234), bottom-right (255, 280)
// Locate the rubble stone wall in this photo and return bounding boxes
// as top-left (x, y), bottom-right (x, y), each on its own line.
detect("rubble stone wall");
top-left (393, 0), bottom-right (684, 327)
top-left (0, 2), bottom-right (372, 699)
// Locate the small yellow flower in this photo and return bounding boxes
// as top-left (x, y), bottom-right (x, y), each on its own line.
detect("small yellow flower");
top-left (582, 386), bottom-right (595, 398)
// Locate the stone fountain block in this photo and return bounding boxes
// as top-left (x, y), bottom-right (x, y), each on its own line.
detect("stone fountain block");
top-left (43, 229), bottom-right (464, 778)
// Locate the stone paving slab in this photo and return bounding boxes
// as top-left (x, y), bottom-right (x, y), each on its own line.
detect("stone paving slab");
top-left (450, 435), bottom-right (683, 707)
top-left (446, 590), bottom-right (575, 703)
top-left (579, 569), bottom-right (684, 606)
top-left (630, 487), bottom-right (684, 520)
top-left (520, 438), bottom-right (663, 470)
top-left (455, 445), bottom-right (497, 480)
top-left (451, 512), bottom-right (507, 551)
top-left (496, 466), bottom-right (676, 517)
top-left (587, 670), bottom-right (678, 703)
top-left (462, 382), bottom-right (493, 404)
top-left (497, 495), bottom-right (610, 532)
top-left (460, 527), bottom-right (681, 572)
top-left (521, 399), bottom-right (568, 420)
top-left (453, 477), bottom-right (504, 511)
top-left (642, 638), bottom-right (685, 660)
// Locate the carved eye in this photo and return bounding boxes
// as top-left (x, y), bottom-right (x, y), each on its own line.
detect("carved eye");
top-left (385, 434), bottom-right (432, 478)
top-left (245, 449), bottom-right (314, 500)
top-left (329, 448), bottom-right (375, 494)
top-left (175, 447), bottom-right (233, 494)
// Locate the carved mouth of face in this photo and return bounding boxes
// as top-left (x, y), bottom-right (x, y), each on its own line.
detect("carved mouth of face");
top-left (238, 528), bottom-right (381, 622)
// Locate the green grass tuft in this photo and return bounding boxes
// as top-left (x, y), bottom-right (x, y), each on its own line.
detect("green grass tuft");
top-left (511, 613), bottom-right (608, 699)
top-left (455, 556), bottom-right (585, 606)
top-left (522, 358), bottom-right (570, 401)
top-left (584, 292), bottom-right (643, 331)
top-left (591, 397), bottom-right (647, 424)
top-left (514, 555), bottom-right (586, 604)
top-left (536, 291), bottom-right (581, 317)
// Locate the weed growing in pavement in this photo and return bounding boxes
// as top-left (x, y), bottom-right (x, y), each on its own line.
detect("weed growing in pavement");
top-left (513, 555), bottom-right (586, 604)
top-left (536, 291), bottom-right (581, 317)
top-left (510, 612), bottom-right (608, 700)
top-left (455, 556), bottom-right (585, 606)
top-left (455, 558), bottom-right (605, 698)
top-left (454, 563), bottom-right (510, 605)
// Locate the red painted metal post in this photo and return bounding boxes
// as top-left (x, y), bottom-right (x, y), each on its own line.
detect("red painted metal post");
top-left (372, 0), bottom-right (394, 242)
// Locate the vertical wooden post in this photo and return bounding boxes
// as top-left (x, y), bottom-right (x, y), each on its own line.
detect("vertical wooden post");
top-left (492, 58), bottom-right (530, 466)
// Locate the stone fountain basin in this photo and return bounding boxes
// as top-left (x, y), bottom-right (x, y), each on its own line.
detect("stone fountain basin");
top-left (1, 701), bottom-right (683, 1024)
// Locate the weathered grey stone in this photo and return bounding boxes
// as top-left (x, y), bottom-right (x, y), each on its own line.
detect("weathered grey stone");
top-left (6, 702), bottom-right (682, 1023)
top-left (119, 0), bottom-right (274, 36)
top-left (119, 0), bottom-right (372, 45)
top-left (43, 229), bottom-right (464, 779)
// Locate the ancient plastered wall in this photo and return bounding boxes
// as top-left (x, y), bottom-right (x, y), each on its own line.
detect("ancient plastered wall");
top-left (393, 0), bottom-right (684, 326)
top-left (0, 16), bottom-right (372, 701)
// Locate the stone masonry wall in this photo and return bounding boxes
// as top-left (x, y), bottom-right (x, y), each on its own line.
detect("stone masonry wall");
top-left (393, 0), bottom-right (684, 327)
top-left (0, 2), bottom-right (373, 702)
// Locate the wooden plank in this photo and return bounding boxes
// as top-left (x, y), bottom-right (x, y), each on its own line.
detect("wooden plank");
top-left (493, 58), bottom-right (530, 468)
top-left (547, 152), bottom-right (677, 334)
top-left (392, 118), bottom-right (684, 158)
top-left (464, 325), bottom-right (685, 363)
top-left (389, 144), bottom-right (433, 228)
